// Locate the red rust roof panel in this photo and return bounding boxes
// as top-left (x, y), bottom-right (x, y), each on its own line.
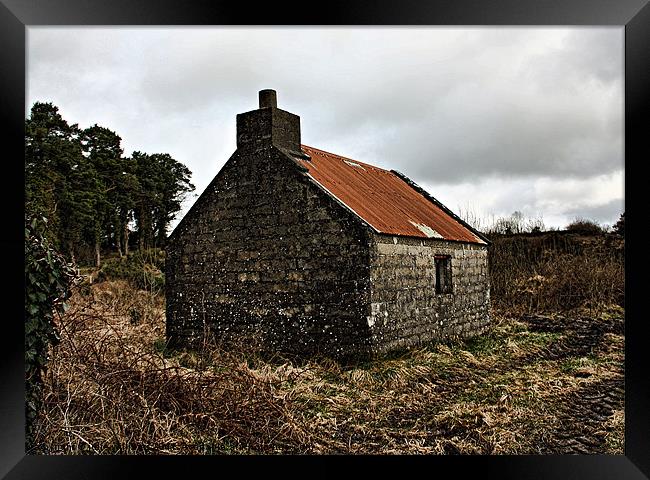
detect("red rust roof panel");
top-left (297, 145), bottom-right (485, 244)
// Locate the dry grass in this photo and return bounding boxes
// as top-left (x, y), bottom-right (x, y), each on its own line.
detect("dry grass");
top-left (489, 232), bottom-right (624, 313)
top-left (32, 280), bottom-right (624, 455)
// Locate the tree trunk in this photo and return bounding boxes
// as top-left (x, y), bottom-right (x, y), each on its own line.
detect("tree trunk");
top-left (157, 220), bottom-right (167, 249)
top-left (139, 207), bottom-right (147, 251)
top-left (123, 223), bottom-right (130, 256)
top-left (95, 240), bottom-right (101, 268)
top-left (115, 220), bottom-right (123, 257)
top-left (139, 207), bottom-right (154, 251)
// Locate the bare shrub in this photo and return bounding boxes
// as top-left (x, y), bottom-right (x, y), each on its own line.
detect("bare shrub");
top-left (565, 218), bottom-right (605, 236)
top-left (489, 232), bottom-right (624, 313)
top-left (457, 208), bottom-right (546, 236)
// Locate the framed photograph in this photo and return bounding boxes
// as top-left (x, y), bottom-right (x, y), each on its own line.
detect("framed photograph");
top-left (6, 0), bottom-right (648, 478)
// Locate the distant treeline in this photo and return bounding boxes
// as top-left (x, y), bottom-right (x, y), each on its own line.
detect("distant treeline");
top-left (458, 208), bottom-right (625, 237)
top-left (25, 102), bottom-right (195, 266)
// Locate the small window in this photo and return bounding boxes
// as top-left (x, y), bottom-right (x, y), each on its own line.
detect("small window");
top-left (435, 255), bottom-right (452, 294)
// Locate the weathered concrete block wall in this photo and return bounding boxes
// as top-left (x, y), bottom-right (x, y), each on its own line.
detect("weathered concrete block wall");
top-left (165, 145), bottom-right (373, 358)
top-left (367, 234), bottom-right (491, 354)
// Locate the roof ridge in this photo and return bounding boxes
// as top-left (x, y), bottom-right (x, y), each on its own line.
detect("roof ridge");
top-left (301, 144), bottom-right (392, 174)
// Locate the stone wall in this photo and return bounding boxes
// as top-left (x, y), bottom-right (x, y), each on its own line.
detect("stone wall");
top-left (165, 144), bottom-right (374, 359)
top-left (367, 234), bottom-right (491, 354)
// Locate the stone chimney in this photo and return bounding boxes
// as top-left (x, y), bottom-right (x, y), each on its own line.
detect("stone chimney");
top-left (236, 89), bottom-right (302, 155)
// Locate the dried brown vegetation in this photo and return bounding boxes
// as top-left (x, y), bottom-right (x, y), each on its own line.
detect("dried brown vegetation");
top-left (33, 275), bottom-right (624, 454)
top-left (488, 232), bottom-right (624, 313)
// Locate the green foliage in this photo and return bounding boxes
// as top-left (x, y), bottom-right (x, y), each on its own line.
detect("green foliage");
top-left (25, 216), bottom-right (78, 450)
top-left (560, 355), bottom-right (602, 374)
top-left (97, 249), bottom-right (165, 293)
top-left (132, 152), bottom-right (194, 249)
top-left (25, 102), bottom-right (195, 265)
top-left (25, 102), bottom-right (87, 256)
top-left (463, 334), bottom-right (505, 356)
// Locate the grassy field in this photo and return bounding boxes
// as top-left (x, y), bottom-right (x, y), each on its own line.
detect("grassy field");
top-left (32, 279), bottom-right (624, 454)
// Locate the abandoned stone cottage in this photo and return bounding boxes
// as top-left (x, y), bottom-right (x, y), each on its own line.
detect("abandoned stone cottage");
top-left (165, 90), bottom-right (491, 359)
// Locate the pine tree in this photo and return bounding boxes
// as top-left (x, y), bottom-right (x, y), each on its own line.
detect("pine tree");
top-left (25, 102), bottom-right (89, 261)
top-left (133, 152), bottom-right (194, 250)
top-left (26, 102), bottom-right (194, 260)
top-left (82, 125), bottom-right (130, 264)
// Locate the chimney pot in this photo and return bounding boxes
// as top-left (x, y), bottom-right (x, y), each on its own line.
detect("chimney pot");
top-left (259, 89), bottom-right (277, 109)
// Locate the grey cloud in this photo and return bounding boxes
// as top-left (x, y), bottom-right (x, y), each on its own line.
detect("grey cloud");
top-left (561, 198), bottom-right (624, 226)
top-left (27, 27), bottom-right (623, 229)
top-left (523, 29), bottom-right (623, 90)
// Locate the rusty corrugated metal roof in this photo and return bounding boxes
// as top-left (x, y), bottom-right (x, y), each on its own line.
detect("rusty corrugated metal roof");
top-left (296, 145), bottom-right (486, 244)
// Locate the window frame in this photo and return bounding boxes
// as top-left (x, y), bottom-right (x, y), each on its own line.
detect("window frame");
top-left (434, 255), bottom-right (453, 294)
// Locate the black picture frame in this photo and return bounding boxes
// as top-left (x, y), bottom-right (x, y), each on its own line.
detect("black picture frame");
top-left (3, 0), bottom-right (648, 478)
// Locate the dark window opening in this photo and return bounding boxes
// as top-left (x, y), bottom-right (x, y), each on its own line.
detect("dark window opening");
top-left (435, 255), bottom-right (452, 294)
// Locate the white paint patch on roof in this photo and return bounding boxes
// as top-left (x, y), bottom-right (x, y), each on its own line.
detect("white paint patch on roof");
top-left (408, 220), bottom-right (444, 238)
top-left (343, 160), bottom-right (366, 170)
top-left (472, 232), bottom-right (487, 244)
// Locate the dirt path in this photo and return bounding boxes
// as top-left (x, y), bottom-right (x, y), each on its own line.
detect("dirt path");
top-left (519, 313), bottom-right (624, 454)
top-left (540, 377), bottom-right (624, 454)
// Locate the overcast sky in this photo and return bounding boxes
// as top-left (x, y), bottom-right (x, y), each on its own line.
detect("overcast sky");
top-left (27, 27), bottom-right (624, 231)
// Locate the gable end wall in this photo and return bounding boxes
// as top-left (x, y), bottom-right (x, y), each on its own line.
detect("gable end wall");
top-left (165, 145), bottom-right (374, 359)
